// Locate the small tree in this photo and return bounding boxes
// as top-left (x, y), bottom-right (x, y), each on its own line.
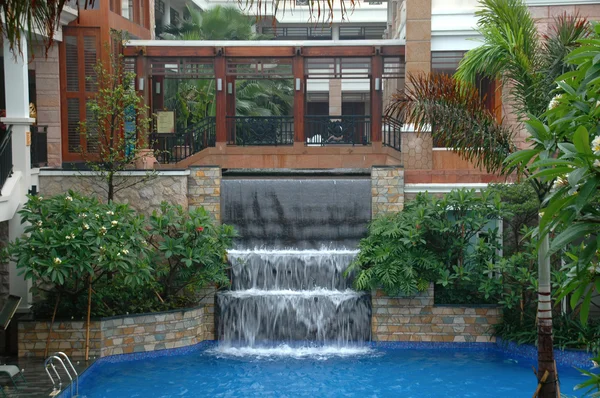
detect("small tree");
top-left (79, 34), bottom-right (155, 203)
top-left (7, 191), bottom-right (152, 359)
top-left (147, 203), bottom-right (236, 303)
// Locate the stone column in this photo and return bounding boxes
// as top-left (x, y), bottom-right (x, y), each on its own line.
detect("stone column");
top-left (403, 0), bottom-right (433, 170)
top-left (188, 166), bottom-right (222, 222)
top-left (2, 37), bottom-right (34, 310)
top-left (371, 166), bottom-right (404, 218)
top-left (332, 25), bottom-right (340, 40)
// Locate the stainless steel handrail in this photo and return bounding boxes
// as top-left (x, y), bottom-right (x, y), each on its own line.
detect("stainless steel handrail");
top-left (44, 353), bottom-right (77, 397)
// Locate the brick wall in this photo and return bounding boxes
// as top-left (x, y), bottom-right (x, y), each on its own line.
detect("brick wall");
top-left (18, 305), bottom-right (214, 358)
top-left (372, 285), bottom-right (501, 343)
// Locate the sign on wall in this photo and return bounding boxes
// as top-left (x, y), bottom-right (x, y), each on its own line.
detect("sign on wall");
top-left (156, 111), bottom-right (175, 134)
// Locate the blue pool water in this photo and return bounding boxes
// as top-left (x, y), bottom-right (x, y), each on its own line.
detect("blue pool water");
top-left (75, 344), bottom-right (592, 398)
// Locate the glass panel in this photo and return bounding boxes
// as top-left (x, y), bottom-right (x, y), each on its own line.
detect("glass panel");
top-left (86, 99), bottom-right (99, 153)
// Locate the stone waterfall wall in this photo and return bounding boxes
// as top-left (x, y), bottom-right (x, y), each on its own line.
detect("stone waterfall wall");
top-left (188, 166), bottom-right (221, 222)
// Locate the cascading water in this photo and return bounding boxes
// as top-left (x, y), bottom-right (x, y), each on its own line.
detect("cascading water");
top-left (216, 174), bottom-right (372, 354)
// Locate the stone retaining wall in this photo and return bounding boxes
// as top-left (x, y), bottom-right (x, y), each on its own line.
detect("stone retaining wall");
top-left (372, 285), bottom-right (501, 343)
top-left (188, 166), bottom-right (221, 222)
top-left (18, 305), bottom-right (213, 358)
top-left (39, 171), bottom-right (188, 215)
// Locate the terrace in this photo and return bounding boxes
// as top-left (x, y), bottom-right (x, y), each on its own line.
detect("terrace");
top-left (123, 40), bottom-right (405, 169)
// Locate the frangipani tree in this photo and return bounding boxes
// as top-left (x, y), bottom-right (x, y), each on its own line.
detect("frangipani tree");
top-left (507, 23), bottom-right (600, 396)
top-left (386, 1), bottom-right (590, 396)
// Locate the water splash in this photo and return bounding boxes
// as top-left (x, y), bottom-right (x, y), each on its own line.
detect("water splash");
top-left (207, 344), bottom-right (377, 360)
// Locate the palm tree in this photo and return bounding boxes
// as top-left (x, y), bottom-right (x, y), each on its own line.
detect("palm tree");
top-left (386, 1), bottom-right (589, 396)
top-left (161, 6), bottom-right (261, 41)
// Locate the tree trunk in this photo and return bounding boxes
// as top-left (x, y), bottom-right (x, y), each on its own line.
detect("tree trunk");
top-left (107, 173), bottom-right (114, 203)
top-left (85, 276), bottom-right (92, 361)
top-left (44, 293), bottom-right (61, 358)
top-left (536, 232), bottom-right (558, 397)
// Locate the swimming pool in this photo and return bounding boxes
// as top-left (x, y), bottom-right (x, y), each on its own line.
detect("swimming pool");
top-left (68, 342), bottom-right (593, 398)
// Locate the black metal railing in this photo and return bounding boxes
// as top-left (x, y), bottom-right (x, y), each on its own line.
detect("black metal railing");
top-left (305, 115), bottom-right (371, 146)
top-left (382, 116), bottom-right (402, 152)
top-left (0, 127), bottom-right (13, 195)
top-left (227, 116), bottom-right (294, 146)
top-left (31, 125), bottom-right (48, 168)
top-left (150, 117), bottom-right (216, 164)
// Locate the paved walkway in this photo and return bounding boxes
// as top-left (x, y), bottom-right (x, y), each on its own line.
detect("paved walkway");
top-left (0, 356), bottom-right (93, 397)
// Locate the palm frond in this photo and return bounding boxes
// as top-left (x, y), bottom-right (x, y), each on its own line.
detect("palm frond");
top-left (386, 73), bottom-right (516, 173)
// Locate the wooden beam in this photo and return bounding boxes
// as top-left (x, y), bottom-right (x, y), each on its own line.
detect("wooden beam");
top-left (293, 56), bottom-right (305, 143)
top-left (224, 47), bottom-right (295, 57)
top-left (123, 46), bottom-right (216, 57)
top-left (215, 57), bottom-right (227, 144)
top-left (302, 47), bottom-right (376, 57)
top-left (370, 54), bottom-right (383, 143)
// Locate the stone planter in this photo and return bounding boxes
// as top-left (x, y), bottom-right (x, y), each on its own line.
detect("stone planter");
top-left (18, 304), bottom-right (214, 358)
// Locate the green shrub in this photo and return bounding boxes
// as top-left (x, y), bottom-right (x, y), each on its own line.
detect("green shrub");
top-left (8, 191), bottom-right (152, 306)
top-left (348, 188), bottom-right (505, 298)
top-left (147, 202), bottom-right (236, 303)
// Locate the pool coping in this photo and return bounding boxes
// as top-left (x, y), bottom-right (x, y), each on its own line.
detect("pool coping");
top-left (56, 339), bottom-right (597, 398)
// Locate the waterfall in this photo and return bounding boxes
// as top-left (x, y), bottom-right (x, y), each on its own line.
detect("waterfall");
top-left (217, 175), bottom-right (372, 350)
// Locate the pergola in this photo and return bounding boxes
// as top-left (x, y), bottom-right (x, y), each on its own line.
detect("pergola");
top-left (124, 40), bottom-right (405, 163)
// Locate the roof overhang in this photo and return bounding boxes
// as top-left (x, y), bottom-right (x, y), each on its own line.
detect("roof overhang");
top-left (123, 39), bottom-right (405, 58)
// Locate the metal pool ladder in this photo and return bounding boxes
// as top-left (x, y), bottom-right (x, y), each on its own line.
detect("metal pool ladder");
top-left (44, 352), bottom-right (79, 397)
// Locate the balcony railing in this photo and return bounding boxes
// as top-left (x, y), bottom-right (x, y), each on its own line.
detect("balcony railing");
top-left (0, 127), bottom-right (13, 194)
top-left (150, 117), bottom-right (216, 164)
top-left (227, 116), bottom-right (294, 146)
top-left (305, 115), bottom-right (371, 146)
top-left (382, 116), bottom-right (402, 152)
top-left (31, 125), bottom-right (48, 168)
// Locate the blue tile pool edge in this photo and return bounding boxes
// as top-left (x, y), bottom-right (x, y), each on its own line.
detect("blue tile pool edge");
top-left (56, 339), bottom-right (597, 398)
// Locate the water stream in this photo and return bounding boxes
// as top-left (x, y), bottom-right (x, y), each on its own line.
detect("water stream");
top-left (217, 176), bottom-right (372, 355)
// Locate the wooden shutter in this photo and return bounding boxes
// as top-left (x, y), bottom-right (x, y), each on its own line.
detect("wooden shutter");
top-left (60, 27), bottom-right (100, 162)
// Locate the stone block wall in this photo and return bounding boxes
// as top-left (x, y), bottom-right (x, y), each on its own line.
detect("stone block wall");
top-left (18, 305), bottom-right (213, 358)
top-left (19, 320), bottom-right (103, 358)
top-left (39, 171), bottom-right (188, 214)
top-left (371, 166), bottom-right (405, 217)
top-left (372, 286), bottom-right (501, 343)
top-left (188, 166), bottom-right (221, 222)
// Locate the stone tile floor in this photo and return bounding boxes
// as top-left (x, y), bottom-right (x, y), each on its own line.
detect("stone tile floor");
top-left (0, 356), bottom-right (93, 397)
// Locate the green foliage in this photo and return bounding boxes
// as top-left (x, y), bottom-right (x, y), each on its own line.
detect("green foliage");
top-left (148, 202), bottom-right (236, 301)
top-left (7, 192), bottom-right (152, 301)
top-left (487, 183), bottom-right (539, 255)
top-left (10, 195), bottom-right (237, 319)
top-left (349, 189), bottom-right (505, 298)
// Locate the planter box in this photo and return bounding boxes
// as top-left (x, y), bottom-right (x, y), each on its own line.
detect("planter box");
top-left (18, 305), bottom-right (214, 358)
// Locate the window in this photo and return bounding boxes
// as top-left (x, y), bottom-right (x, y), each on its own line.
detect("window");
top-left (121, 0), bottom-right (134, 20)
top-left (170, 9), bottom-right (180, 26)
top-left (60, 27), bottom-right (100, 161)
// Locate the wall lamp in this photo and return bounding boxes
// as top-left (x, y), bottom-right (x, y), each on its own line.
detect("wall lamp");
top-left (217, 78), bottom-right (223, 91)
top-left (295, 78), bottom-right (302, 91)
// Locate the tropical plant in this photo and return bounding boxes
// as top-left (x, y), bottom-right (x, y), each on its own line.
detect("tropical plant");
top-left (147, 202), bottom-right (236, 302)
top-left (348, 189), bottom-right (505, 297)
top-left (6, 191), bottom-right (152, 358)
top-left (506, 23), bottom-right (600, 395)
top-left (161, 6), bottom-right (261, 41)
top-left (236, 80), bottom-right (294, 116)
top-left (386, 1), bottom-right (591, 394)
top-left (79, 34), bottom-right (154, 202)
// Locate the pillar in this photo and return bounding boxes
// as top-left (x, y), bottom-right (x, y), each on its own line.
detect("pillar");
top-left (2, 37), bottom-right (34, 311)
top-left (403, 0), bottom-right (433, 169)
top-left (214, 57), bottom-right (227, 146)
top-left (293, 55), bottom-right (305, 144)
top-left (332, 25), bottom-right (340, 41)
top-left (329, 80), bottom-right (342, 116)
top-left (226, 75), bottom-right (236, 145)
top-left (370, 54), bottom-right (383, 143)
